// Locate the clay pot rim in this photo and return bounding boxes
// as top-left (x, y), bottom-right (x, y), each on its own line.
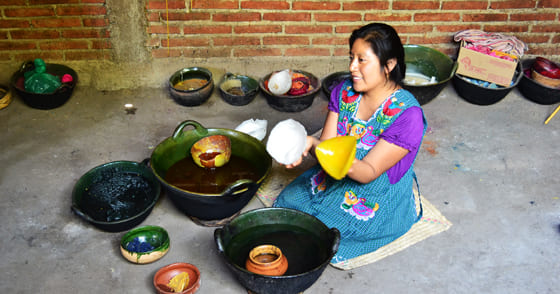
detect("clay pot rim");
top-left (153, 262), bottom-right (201, 294)
top-left (248, 244), bottom-right (284, 265)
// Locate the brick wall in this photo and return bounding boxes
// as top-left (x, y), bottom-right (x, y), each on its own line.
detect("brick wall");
top-left (146, 0), bottom-right (559, 59)
top-left (0, 0), bottom-right (111, 62)
top-left (0, 0), bottom-right (558, 63)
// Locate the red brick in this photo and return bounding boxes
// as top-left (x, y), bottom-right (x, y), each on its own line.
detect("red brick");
top-left (233, 48), bottom-right (282, 57)
top-left (0, 19), bottom-right (29, 28)
top-left (56, 6), bottom-right (107, 16)
top-left (335, 25), bottom-right (362, 34)
top-left (234, 25), bottom-right (282, 34)
top-left (11, 30), bottom-right (60, 39)
top-left (91, 40), bottom-right (111, 49)
top-left (343, 1), bottom-right (389, 10)
top-left (0, 0), bottom-right (27, 4)
top-left (527, 46), bottom-right (560, 56)
top-left (39, 40), bottom-right (90, 50)
top-left (511, 13), bottom-right (556, 21)
top-left (263, 12), bottom-right (311, 22)
top-left (0, 32), bottom-right (7, 39)
top-left (538, 0), bottom-right (560, 8)
top-left (436, 24), bottom-right (479, 33)
top-left (241, 1), bottom-right (290, 10)
top-left (166, 37), bottom-right (210, 47)
top-left (29, 0), bottom-right (79, 4)
top-left (147, 0), bottom-right (186, 10)
top-left (263, 36), bottom-right (309, 45)
top-left (463, 13), bottom-right (508, 22)
top-left (83, 18), bottom-right (109, 27)
top-left (393, 1), bottom-right (440, 10)
top-left (4, 8), bottom-right (55, 17)
top-left (394, 25), bottom-right (434, 34)
top-left (314, 13), bottom-right (362, 22)
top-left (442, 1), bottom-right (488, 10)
top-left (531, 24), bottom-right (560, 33)
top-left (213, 36), bottom-right (261, 46)
top-left (408, 35), bottom-right (454, 45)
top-left (365, 13), bottom-right (412, 22)
top-left (185, 48), bottom-right (231, 57)
top-left (32, 18), bottom-right (82, 28)
top-left (148, 25), bottom-right (181, 34)
top-left (82, 0), bottom-right (106, 3)
top-left (285, 47), bottom-right (330, 56)
top-left (66, 51), bottom-right (111, 60)
top-left (192, 0), bottom-right (238, 9)
top-left (334, 47), bottom-right (348, 56)
top-left (152, 48), bottom-right (182, 58)
top-left (484, 25), bottom-right (529, 33)
top-left (166, 12), bottom-right (211, 21)
top-left (147, 12), bottom-right (160, 22)
top-left (293, 1), bottom-right (340, 10)
top-left (184, 25), bottom-right (232, 35)
top-left (213, 12), bottom-right (261, 22)
top-left (489, 0), bottom-right (537, 9)
top-left (312, 36), bottom-right (347, 46)
top-left (0, 41), bottom-right (37, 50)
top-left (414, 13), bottom-right (460, 22)
top-left (285, 25), bottom-right (332, 34)
top-left (520, 35), bottom-right (550, 43)
top-left (61, 29), bottom-right (110, 38)
top-left (14, 52), bottom-right (64, 61)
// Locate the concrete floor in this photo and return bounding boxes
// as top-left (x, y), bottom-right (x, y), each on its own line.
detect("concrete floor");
top-left (0, 80), bottom-right (559, 294)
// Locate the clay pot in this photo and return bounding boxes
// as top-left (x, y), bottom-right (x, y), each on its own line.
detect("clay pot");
top-left (168, 67), bottom-right (214, 107)
top-left (531, 69), bottom-right (560, 88)
top-left (245, 245), bottom-right (289, 276)
top-left (120, 225), bottom-right (170, 264)
top-left (190, 135), bottom-right (232, 168)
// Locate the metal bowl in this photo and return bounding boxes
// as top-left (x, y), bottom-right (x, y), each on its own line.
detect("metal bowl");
top-left (11, 61), bottom-right (78, 110)
top-left (71, 160), bottom-right (161, 232)
top-left (168, 67), bottom-right (214, 107)
top-left (214, 207), bottom-right (340, 294)
top-left (452, 61), bottom-right (523, 106)
top-left (518, 59), bottom-right (560, 105)
top-left (321, 71), bottom-right (351, 99)
top-left (218, 73), bottom-right (259, 106)
top-left (259, 70), bottom-right (321, 112)
top-left (403, 45), bottom-right (456, 105)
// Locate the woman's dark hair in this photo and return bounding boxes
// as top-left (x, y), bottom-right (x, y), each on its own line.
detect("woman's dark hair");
top-left (349, 23), bottom-right (406, 86)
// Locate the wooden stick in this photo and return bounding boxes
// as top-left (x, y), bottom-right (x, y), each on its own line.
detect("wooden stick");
top-left (544, 104), bottom-right (560, 125)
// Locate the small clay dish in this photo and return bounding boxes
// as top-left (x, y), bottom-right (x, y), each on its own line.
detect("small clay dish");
top-left (531, 69), bottom-right (560, 88)
top-left (0, 85), bottom-right (12, 110)
top-left (218, 73), bottom-right (259, 106)
top-left (190, 134), bottom-right (232, 168)
top-left (120, 225), bottom-right (170, 264)
top-left (154, 262), bottom-right (201, 294)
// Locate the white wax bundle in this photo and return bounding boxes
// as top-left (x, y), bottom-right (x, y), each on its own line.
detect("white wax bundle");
top-left (266, 119), bottom-right (307, 165)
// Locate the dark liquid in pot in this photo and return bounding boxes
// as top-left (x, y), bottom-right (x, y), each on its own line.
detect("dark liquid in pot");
top-left (164, 155), bottom-right (260, 194)
top-left (225, 224), bottom-right (330, 275)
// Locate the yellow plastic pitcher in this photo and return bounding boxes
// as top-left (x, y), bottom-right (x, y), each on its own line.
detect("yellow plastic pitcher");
top-left (315, 136), bottom-right (357, 180)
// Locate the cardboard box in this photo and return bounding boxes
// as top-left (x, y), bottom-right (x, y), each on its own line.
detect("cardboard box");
top-left (456, 42), bottom-right (518, 87)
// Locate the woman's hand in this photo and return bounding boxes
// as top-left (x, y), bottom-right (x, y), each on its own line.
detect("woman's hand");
top-left (284, 136), bottom-right (317, 168)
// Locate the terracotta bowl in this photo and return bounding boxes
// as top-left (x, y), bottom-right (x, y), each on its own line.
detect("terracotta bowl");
top-left (259, 70), bottom-right (321, 112)
top-left (153, 262), bottom-right (201, 294)
top-left (532, 57), bottom-right (560, 79)
top-left (168, 67), bottom-right (214, 107)
top-left (120, 225), bottom-right (170, 264)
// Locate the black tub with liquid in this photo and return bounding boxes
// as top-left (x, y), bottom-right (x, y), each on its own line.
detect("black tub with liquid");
top-left (215, 207), bottom-right (340, 294)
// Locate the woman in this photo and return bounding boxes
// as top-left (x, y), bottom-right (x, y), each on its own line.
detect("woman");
top-left (273, 23), bottom-right (427, 264)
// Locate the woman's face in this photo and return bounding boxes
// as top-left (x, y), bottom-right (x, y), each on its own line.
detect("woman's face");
top-left (349, 38), bottom-right (388, 93)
